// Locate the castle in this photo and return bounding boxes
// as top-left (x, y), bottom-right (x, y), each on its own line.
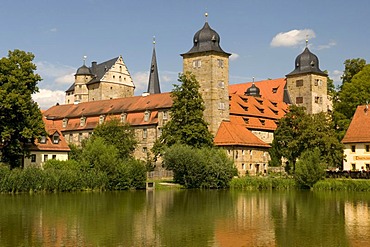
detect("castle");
top-left (35, 15), bottom-right (331, 175)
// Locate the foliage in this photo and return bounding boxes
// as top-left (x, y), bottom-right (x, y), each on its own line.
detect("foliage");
top-left (333, 63), bottom-right (370, 140)
top-left (314, 179), bottom-right (370, 191)
top-left (0, 49), bottom-right (45, 168)
top-left (162, 144), bottom-right (237, 189)
top-left (340, 58), bottom-right (366, 86)
top-left (91, 118), bottom-right (137, 159)
top-left (294, 148), bottom-right (326, 189)
top-left (229, 177), bottom-right (297, 190)
top-left (153, 72), bottom-right (214, 157)
top-left (271, 105), bottom-right (343, 172)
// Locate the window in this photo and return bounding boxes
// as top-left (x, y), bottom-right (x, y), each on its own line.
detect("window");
top-left (366, 164), bottom-right (370, 171)
top-left (144, 111), bottom-right (150, 122)
top-left (366, 145), bottom-right (370, 152)
top-left (143, 147), bottom-right (148, 153)
top-left (99, 115), bottom-right (105, 124)
top-left (296, 97), bottom-right (303, 104)
top-left (272, 87), bottom-right (278, 93)
top-left (62, 118), bottom-right (68, 128)
top-left (31, 154), bottom-right (36, 163)
top-left (217, 59), bottom-right (224, 68)
top-left (351, 163), bottom-right (356, 171)
top-left (143, 129), bottom-right (147, 139)
top-left (163, 111), bottom-right (168, 120)
top-left (218, 81), bottom-right (225, 88)
top-left (315, 96), bottom-right (323, 104)
top-left (52, 155), bottom-right (56, 160)
top-left (121, 113), bottom-right (127, 123)
top-left (158, 128), bottom-right (162, 136)
top-left (315, 79), bottom-right (323, 87)
top-left (80, 117), bottom-right (86, 126)
top-left (40, 136), bottom-right (46, 144)
top-left (69, 134), bottom-right (73, 143)
top-left (44, 155), bottom-right (48, 162)
top-left (52, 134), bottom-right (59, 144)
top-left (351, 145), bottom-right (356, 152)
top-left (260, 119), bottom-right (266, 126)
top-left (296, 80), bottom-right (303, 87)
top-left (192, 59), bottom-right (201, 68)
top-left (242, 163), bottom-right (245, 170)
top-left (243, 118), bottom-right (249, 124)
top-left (78, 133), bottom-right (83, 142)
top-left (218, 102), bottom-right (225, 110)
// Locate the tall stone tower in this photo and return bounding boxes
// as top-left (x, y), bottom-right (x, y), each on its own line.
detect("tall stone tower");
top-left (286, 44), bottom-right (331, 114)
top-left (73, 59), bottom-right (93, 103)
top-left (181, 14), bottom-right (231, 135)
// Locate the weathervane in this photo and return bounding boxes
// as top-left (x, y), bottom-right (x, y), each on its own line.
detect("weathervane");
top-left (83, 55), bottom-right (87, 65)
top-left (305, 35), bottom-right (309, 47)
top-left (153, 36), bottom-right (156, 47)
top-left (205, 12), bottom-right (208, 22)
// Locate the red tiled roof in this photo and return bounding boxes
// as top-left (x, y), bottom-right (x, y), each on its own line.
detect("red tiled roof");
top-left (229, 78), bottom-right (286, 102)
top-left (214, 121), bottom-right (270, 148)
top-left (342, 105), bottom-right (370, 143)
top-left (43, 92), bottom-right (172, 119)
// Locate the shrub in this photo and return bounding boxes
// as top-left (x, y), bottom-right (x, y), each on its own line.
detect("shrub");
top-left (295, 148), bottom-right (326, 189)
top-left (163, 144), bottom-right (237, 189)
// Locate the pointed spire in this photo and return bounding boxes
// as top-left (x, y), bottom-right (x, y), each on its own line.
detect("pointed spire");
top-left (147, 36), bottom-right (161, 94)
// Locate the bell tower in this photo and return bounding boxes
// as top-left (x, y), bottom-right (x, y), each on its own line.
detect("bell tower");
top-left (286, 41), bottom-right (331, 114)
top-left (181, 13), bottom-right (231, 135)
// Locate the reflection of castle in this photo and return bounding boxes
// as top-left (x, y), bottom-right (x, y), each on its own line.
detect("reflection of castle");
top-left (41, 14), bottom-right (330, 175)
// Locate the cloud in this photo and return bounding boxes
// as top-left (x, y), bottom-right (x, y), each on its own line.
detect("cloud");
top-left (271, 29), bottom-right (316, 47)
top-left (32, 89), bottom-right (65, 110)
top-left (36, 61), bottom-right (75, 86)
top-left (50, 28), bottom-right (57, 32)
top-left (317, 41), bottom-right (337, 50)
top-left (230, 53), bottom-right (240, 61)
top-left (132, 71), bottom-right (149, 91)
top-left (329, 70), bottom-right (343, 87)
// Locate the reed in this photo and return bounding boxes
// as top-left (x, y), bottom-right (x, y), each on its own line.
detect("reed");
top-left (229, 177), bottom-right (297, 190)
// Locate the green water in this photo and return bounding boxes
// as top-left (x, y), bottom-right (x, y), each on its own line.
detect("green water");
top-left (0, 190), bottom-right (369, 247)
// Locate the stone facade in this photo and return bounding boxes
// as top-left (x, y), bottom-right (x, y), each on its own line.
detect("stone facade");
top-left (286, 73), bottom-right (331, 114)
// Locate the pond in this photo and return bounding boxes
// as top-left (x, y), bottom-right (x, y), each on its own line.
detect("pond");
top-left (0, 190), bottom-right (369, 246)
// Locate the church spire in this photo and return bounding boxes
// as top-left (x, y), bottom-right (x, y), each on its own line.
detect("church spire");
top-left (147, 36), bottom-right (161, 94)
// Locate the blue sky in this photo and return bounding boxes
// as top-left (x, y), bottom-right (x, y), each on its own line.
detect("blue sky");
top-left (1, 0), bottom-right (369, 109)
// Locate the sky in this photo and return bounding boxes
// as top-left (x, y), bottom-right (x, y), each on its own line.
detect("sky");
top-left (1, 0), bottom-right (370, 109)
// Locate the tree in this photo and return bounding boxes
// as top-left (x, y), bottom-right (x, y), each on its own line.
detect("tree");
top-left (0, 50), bottom-right (45, 168)
top-left (271, 105), bottom-right (343, 173)
top-left (90, 118), bottom-right (137, 159)
top-left (295, 148), bottom-right (326, 188)
top-left (153, 72), bottom-right (213, 156)
top-left (341, 58), bottom-right (366, 86)
top-left (333, 63), bottom-right (370, 140)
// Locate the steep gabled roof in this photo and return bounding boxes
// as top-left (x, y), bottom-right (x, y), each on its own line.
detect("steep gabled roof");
top-left (87, 57), bottom-right (118, 85)
top-left (214, 121), bottom-right (270, 147)
top-left (44, 92), bottom-right (172, 119)
top-left (342, 105), bottom-right (370, 144)
top-left (229, 78), bottom-right (287, 103)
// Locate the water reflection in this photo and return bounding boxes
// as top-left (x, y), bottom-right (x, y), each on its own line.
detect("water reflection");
top-left (0, 190), bottom-right (369, 246)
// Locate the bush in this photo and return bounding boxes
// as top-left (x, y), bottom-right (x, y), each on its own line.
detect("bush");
top-left (295, 148), bottom-right (326, 189)
top-left (163, 144), bottom-right (237, 189)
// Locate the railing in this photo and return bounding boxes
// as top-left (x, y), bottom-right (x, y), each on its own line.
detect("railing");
top-left (326, 170), bottom-right (370, 179)
top-left (147, 170), bottom-right (173, 179)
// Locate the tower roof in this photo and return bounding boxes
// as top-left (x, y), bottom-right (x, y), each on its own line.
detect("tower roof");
top-left (286, 47), bottom-right (327, 76)
top-left (245, 83), bottom-right (261, 97)
top-left (181, 15), bottom-right (230, 56)
top-left (75, 64), bottom-right (92, 76)
top-left (147, 39), bottom-right (161, 94)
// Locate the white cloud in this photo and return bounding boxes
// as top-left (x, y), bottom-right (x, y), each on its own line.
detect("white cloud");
top-left (50, 28), bottom-right (57, 32)
top-left (32, 89), bottom-right (65, 110)
top-left (317, 41), bottom-right (337, 50)
top-left (271, 29), bottom-right (316, 47)
top-left (329, 70), bottom-right (343, 87)
top-left (230, 53), bottom-right (240, 61)
top-left (132, 71), bottom-right (149, 91)
top-left (36, 61), bottom-right (75, 85)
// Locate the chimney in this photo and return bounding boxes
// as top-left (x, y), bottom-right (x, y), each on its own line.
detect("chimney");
top-left (91, 61), bottom-right (97, 75)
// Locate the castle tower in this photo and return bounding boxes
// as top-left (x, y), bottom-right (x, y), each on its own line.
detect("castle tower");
top-left (73, 57), bottom-right (93, 103)
top-left (147, 37), bottom-right (161, 94)
top-left (286, 42), bottom-right (331, 114)
top-left (181, 13), bottom-right (231, 135)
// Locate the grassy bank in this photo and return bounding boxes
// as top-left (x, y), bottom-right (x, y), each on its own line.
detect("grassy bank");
top-left (313, 179), bottom-right (370, 191)
top-left (229, 177), bottom-right (297, 190)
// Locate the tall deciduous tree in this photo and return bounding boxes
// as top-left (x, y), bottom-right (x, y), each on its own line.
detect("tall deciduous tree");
top-left (333, 63), bottom-right (370, 140)
top-left (271, 105), bottom-right (343, 173)
top-left (153, 72), bottom-right (213, 156)
top-left (0, 50), bottom-right (45, 168)
top-left (341, 58), bottom-right (366, 86)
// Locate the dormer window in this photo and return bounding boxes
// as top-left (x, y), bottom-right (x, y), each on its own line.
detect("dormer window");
top-left (62, 118), bottom-right (68, 128)
top-left (243, 118), bottom-right (249, 124)
top-left (121, 113), bottom-right (127, 123)
top-left (99, 115), bottom-right (105, 124)
top-left (40, 136), bottom-right (47, 144)
top-left (80, 116), bottom-right (86, 127)
top-left (144, 111), bottom-right (150, 122)
top-left (260, 119), bottom-right (266, 126)
top-left (52, 134), bottom-right (59, 144)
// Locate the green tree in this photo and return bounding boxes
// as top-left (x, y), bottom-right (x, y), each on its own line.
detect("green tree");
top-left (90, 118), bottom-right (137, 159)
top-left (153, 72), bottom-right (213, 156)
top-left (271, 105), bottom-right (343, 173)
top-left (333, 64), bottom-right (370, 140)
top-left (341, 58), bottom-right (366, 86)
top-left (295, 148), bottom-right (326, 188)
top-left (0, 50), bottom-right (45, 168)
